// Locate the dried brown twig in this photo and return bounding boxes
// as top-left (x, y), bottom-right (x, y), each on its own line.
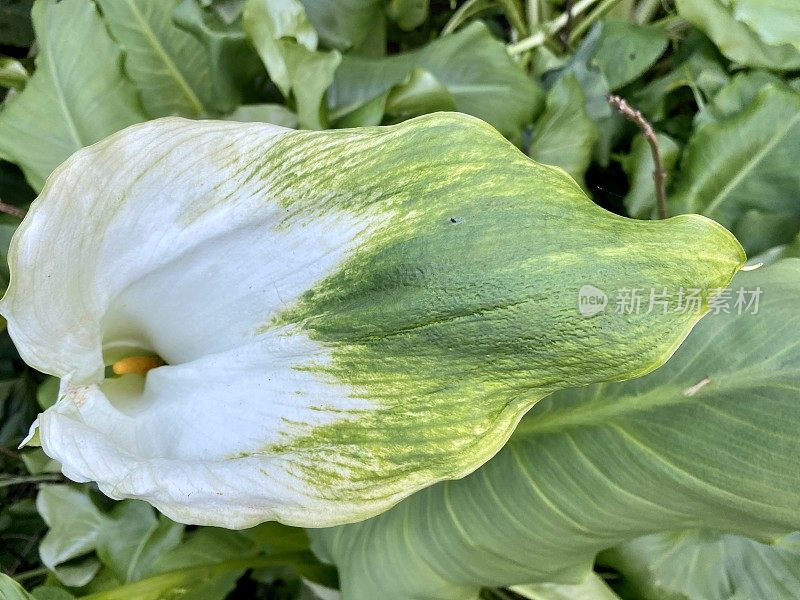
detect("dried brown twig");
top-left (607, 94), bottom-right (667, 219)
top-left (0, 197), bottom-right (26, 219)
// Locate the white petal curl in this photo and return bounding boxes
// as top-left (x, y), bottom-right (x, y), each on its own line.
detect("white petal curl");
top-left (2, 118), bottom-right (389, 527)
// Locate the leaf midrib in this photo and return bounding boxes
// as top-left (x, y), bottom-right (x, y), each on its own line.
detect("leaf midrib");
top-left (124, 0), bottom-right (204, 116)
top-left (124, 520), bottom-right (158, 582)
top-left (703, 110), bottom-right (800, 217)
top-left (512, 368), bottom-right (800, 440)
top-left (47, 9), bottom-right (84, 149)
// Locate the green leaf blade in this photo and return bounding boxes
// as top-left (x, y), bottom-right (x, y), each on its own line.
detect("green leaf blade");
top-left (312, 260), bottom-right (800, 599)
top-left (669, 83), bottom-right (800, 255)
top-left (95, 0), bottom-right (218, 118)
top-left (0, 0), bottom-right (146, 191)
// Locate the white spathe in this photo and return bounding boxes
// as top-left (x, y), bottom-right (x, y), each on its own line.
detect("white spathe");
top-left (1, 118), bottom-right (385, 528)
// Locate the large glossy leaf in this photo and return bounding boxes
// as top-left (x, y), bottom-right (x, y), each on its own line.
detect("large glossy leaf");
top-left (0, 57), bottom-right (27, 91)
top-left (592, 20), bottom-right (668, 90)
top-left (95, 0), bottom-right (225, 118)
top-left (312, 260), bottom-right (800, 599)
top-left (148, 528), bottom-right (255, 600)
top-left (632, 35), bottom-right (730, 121)
top-left (224, 102), bottom-right (298, 127)
top-left (543, 24), bottom-right (614, 164)
top-left (298, 0), bottom-right (383, 50)
top-left (730, 0), bottom-right (800, 51)
top-left (693, 70), bottom-right (784, 129)
top-left (81, 554), bottom-right (315, 600)
top-left (243, 0), bottom-right (341, 128)
top-left (0, 574), bottom-right (33, 600)
top-left (242, 0), bottom-right (317, 96)
top-left (172, 0), bottom-right (264, 112)
top-left (669, 82), bottom-right (800, 255)
top-left (387, 0), bottom-right (429, 31)
top-left (95, 501), bottom-right (183, 583)
top-left (527, 73), bottom-right (597, 185)
top-left (600, 530), bottom-right (800, 600)
top-left (754, 232), bottom-right (800, 266)
top-left (0, 0), bottom-right (146, 191)
top-left (676, 0), bottom-right (800, 70)
top-left (327, 22), bottom-right (543, 138)
top-left (36, 486), bottom-right (109, 587)
top-left (511, 574), bottom-right (620, 600)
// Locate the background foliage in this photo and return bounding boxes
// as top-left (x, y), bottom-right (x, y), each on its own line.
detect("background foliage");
top-left (0, 0), bottom-right (799, 598)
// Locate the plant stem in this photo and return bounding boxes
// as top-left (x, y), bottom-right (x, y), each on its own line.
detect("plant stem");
top-left (0, 446), bottom-right (21, 460)
top-left (0, 198), bottom-right (26, 219)
top-left (507, 0), bottom-right (604, 53)
top-left (442, 0), bottom-right (494, 35)
top-left (498, 0), bottom-right (529, 36)
top-left (526, 0), bottom-right (540, 26)
top-left (0, 474), bottom-right (64, 488)
top-left (569, 0), bottom-right (622, 44)
top-left (13, 567), bottom-right (49, 583)
top-left (607, 94), bottom-right (668, 219)
top-left (634, 0), bottom-right (663, 24)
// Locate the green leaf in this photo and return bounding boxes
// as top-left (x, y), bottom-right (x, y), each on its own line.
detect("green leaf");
top-left (151, 528), bottom-right (254, 600)
top-left (36, 485), bottom-right (108, 587)
top-left (545, 24), bottom-right (614, 164)
top-left (311, 260), bottom-right (798, 599)
top-left (693, 70), bottom-right (784, 129)
top-left (243, 0), bottom-right (341, 128)
top-left (95, 0), bottom-right (220, 118)
top-left (278, 41), bottom-right (341, 129)
top-left (669, 83), bottom-right (800, 255)
top-left (528, 73), bottom-right (598, 185)
top-left (592, 20), bottom-right (668, 90)
top-left (298, 0), bottom-right (383, 50)
top-left (384, 68), bottom-right (456, 116)
top-left (223, 102), bottom-right (298, 127)
top-left (0, 573), bottom-right (34, 600)
top-left (632, 34), bottom-right (730, 122)
top-left (0, 214), bottom-right (20, 296)
top-left (601, 530), bottom-right (800, 600)
top-left (752, 232), bottom-right (800, 265)
top-left (546, 24), bottom-right (611, 124)
top-left (173, 0), bottom-right (264, 112)
top-left (676, 0), bottom-right (800, 71)
top-left (30, 588), bottom-right (75, 600)
top-left (242, 522), bottom-right (311, 554)
top-left (510, 573), bottom-right (620, 600)
top-left (20, 447), bottom-right (59, 475)
top-left (36, 377), bottom-right (58, 410)
top-left (620, 132), bottom-right (680, 219)
top-left (242, 0), bottom-right (317, 96)
top-left (328, 22), bottom-right (544, 138)
top-left (387, 0), bottom-right (429, 31)
top-left (730, 0), bottom-right (800, 51)
top-left (95, 501), bottom-right (183, 583)
top-left (0, 0), bottom-right (146, 191)
top-left (0, 57), bottom-right (28, 91)
top-left (81, 553), bottom-right (317, 600)
top-left (0, 498), bottom-right (47, 578)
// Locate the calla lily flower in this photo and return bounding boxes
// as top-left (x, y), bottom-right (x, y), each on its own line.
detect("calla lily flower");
top-left (1, 113), bottom-right (744, 528)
